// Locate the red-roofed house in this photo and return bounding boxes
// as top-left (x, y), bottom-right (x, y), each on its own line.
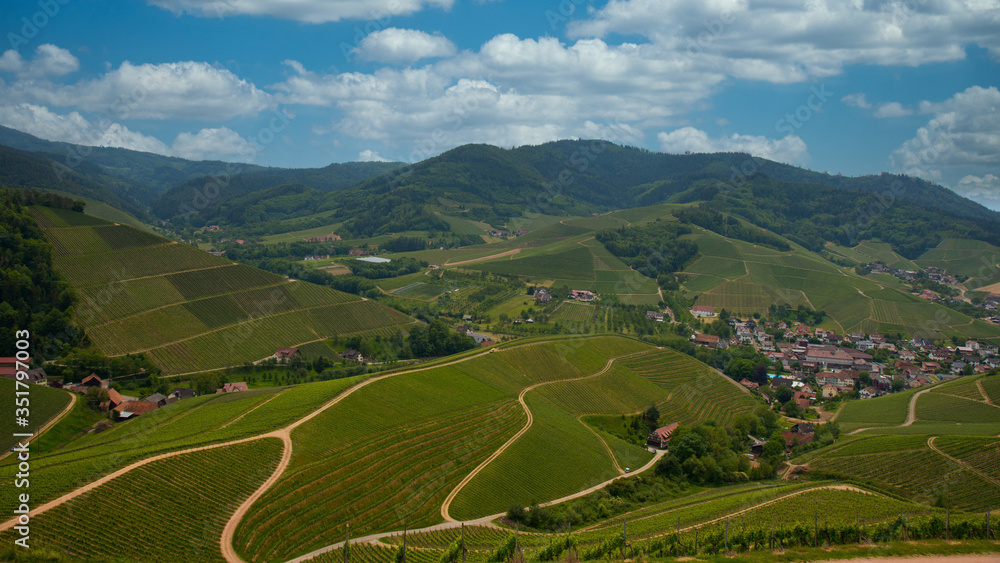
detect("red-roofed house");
top-left (216, 382), bottom-right (249, 393)
top-left (273, 347), bottom-right (301, 363)
top-left (114, 400), bottom-right (158, 419)
top-left (100, 388), bottom-right (125, 412)
top-left (646, 423), bottom-right (679, 449)
top-left (691, 305), bottom-right (716, 318)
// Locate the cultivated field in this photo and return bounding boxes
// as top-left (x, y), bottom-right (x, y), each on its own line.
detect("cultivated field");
top-left (30, 206), bottom-right (412, 374)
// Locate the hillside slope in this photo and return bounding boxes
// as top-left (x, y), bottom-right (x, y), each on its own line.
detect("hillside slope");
top-left (31, 206), bottom-right (414, 374)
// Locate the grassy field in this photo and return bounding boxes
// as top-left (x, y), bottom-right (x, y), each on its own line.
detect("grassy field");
top-left (0, 438), bottom-right (283, 562)
top-left (0, 379), bottom-right (72, 452)
top-left (30, 206), bottom-right (412, 374)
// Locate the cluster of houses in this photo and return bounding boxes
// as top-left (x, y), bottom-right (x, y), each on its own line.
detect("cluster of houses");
top-left (62, 374), bottom-right (247, 420)
top-left (694, 317), bottom-right (1000, 405)
top-left (569, 290), bottom-right (597, 302)
top-left (646, 310), bottom-right (666, 322)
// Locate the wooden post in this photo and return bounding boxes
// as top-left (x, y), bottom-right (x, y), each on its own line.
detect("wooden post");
top-left (676, 517), bottom-right (681, 556)
top-left (725, 516), bottom-right (729, 554)
top-left (515, 523), bottom-right (519, 563)
top-left (946, 507), bottom-right (950, 541)
top-left (402, 524), bottom-right (407, 563)
top-left (814, 510), bottom-right (818, 547)
top-left (345, 521), bottom-right (350, 563)
top-left (462, 523), bottom-right (466, 563)
top-left (857, 512), bottom-right (861, 545)
top-left (622, 521), bottom-right (628, 560)
top-left (771, 515), bottom-right (775, 551)
top-left (987, 505), bottom-right (991, 540)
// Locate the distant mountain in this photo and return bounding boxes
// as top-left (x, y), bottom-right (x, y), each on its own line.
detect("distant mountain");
top-left (320, 141), bottom-right (1000, 257)
top-left (0, 144), bottom-right (151, 219)
top-left (0, 125), bottom-right (270, 196)
top-left (152, 160), bottom-right (405, 223)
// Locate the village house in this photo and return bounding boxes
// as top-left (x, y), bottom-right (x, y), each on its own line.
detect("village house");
top-left (821, 384), bottom-right (839, 399)
top-left (646, 423), bottom-right (679, 449)
top-left (340, 349), bottom-right (365, 363)
top-left (646, 310), bottom-right (665, 322)
top-left (144, 393), bottom-right (168, 407)
top-left (114, 400), bottom-right (158, 420)
top-left (691, 305), bottom-right (716, 318)
top-left (740, 378), bottom-right (759, 390)
top-left (216, 382), bottom-right (249, 393)
top-left (169, 388), bottom-right (197, 400)
top-left (693, 333), bottom-right (721, 348)
top-left (859, 386), bottom-right (878, 399)
top-left (273, 347), bottom-right (301, 363)
top-left (99, 388), bottom-right (125, 412)
top-left (533, 288), bottom-right (552, 303)
top-left (570, 290), bottom-right (596, 302)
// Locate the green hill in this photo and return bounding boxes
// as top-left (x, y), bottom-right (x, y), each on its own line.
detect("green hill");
top-left (31, 206), bottom-right (414, 374)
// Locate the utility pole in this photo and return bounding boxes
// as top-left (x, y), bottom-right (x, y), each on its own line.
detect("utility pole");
top-left (345, 521), bottom-right (350, 563)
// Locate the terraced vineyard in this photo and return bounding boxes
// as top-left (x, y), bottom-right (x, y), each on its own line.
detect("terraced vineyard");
top-left (0, 376), bottom-right (362, 516)
top-left (621, 350), bottom-right (757, 426)
top-left (806, 434), bottom-right (1000, 511)
top-left (0, 438), bottom-right (283, 562)
top-left (30, 206), bottom-right (413, 374)
top-left (236, 401), bottom-right (526, 560)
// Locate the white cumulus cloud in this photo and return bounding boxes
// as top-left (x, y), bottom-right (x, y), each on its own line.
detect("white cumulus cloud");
top-left (953, 174), bottom-right (1000, 211)
top-left (357, 149), bottom-right (390, 162)
top-left (873, 102), bottom-right (914, 118)
top-left (0, 103), bottom-right (170, 153)
top-left (1, 59), bottom-right (272, 120)
top-left (841, 93), bottom-right (871, 109)
top-left (170, 127), bottom-right (256, 161)
top-left (657, 127), bottom-right (809, 165)
top-left (355, 28), bottom-right (456, 63)
top-left (148, 0), bottom-right (454, 23)
top-left (891, 86), bottom-right (1000, 179)
top-left (0, 44), bottom-right (79, 78)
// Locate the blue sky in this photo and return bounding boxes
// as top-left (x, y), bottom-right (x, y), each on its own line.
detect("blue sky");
top-left (1, 0), bottom-right (999, 207)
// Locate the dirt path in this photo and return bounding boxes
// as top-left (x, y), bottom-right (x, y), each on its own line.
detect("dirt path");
top-left (440, 355), bottom-right (627, 521)
top-left (220, 431), bottom-right (292, 563)
top-left (219, 390), bottom-right (286, 430)
top-left (677, 484), bottom-right (876, 533)
top-left (978, 380), bottom-right (994, 404)
top-left (445, 248), bottom-right (521, 266)
top-left (927, 436), bottom-right (1000, 489)
top-left (836, 555), bottom-right (1000, 563)
top-left (0, 346), bottom-right (502, 554)
top-left (0, 391), bottom-right (77, 463)
top-left (0, 431), bottom-right (281, 534)
top-left (903, 387), bottom-right (934, 426)
top-left (580, 415), bottom-right (624, 475)
top-left (295, 448), bottom-right (668, 563)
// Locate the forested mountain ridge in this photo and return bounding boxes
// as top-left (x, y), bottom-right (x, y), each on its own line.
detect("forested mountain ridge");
top-left (3, 125), bottom-right (999, 259)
